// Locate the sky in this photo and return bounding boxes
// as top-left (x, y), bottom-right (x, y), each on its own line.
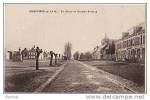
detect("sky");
top-left (5, 4), bottom-right (146, 54)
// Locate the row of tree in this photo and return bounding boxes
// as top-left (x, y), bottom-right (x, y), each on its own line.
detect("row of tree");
top-left (64, 42), bottom-right (72, 60)
top-left (73, 51), bottom-right (92, 61)
top-left (13, 41), bottom-right (73, 70)
top-left (36, 47), bottom-right (61, 70)
top-left (36, 41), bottom-right (73, 70)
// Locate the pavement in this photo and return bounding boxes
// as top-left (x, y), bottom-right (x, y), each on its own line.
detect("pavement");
top-left (42, 60), bottom-right (135, 93)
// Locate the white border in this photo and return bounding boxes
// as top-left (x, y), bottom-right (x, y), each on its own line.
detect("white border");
top-left (0, 0), bottom-right (149, 100)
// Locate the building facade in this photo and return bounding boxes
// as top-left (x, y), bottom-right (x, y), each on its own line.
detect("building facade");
top-left (7, 46), bottom-right (37, 61)
top-left (115, 22), bottom-right (145, 63)
top-left (22, 47), bottom-right (37, 60)
top-left (7, 48), bottom-right (22, 61)
top-left (27, 48), bottom-right (36, 59)
top-left (92, 46), bottom-right (101, 60)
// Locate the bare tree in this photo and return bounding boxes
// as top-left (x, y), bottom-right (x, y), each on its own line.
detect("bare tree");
top-left (64, 42), bottom-right (72, 60)
top-left (54, 53), bottom-right (58, 65)
top-left (79, 53), bottom-right (84, 60)
top-left (73, 51), bottom-right (79, 60)
top-left (49, 51), bottom-right (54, 66)
top-left (78, 52), bottom-right (92, 61)
top-left (85, 52), bottom-right (92, 60)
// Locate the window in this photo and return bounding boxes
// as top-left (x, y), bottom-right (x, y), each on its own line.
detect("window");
top-left (131, 39), bottom-right (132, 46)
top-left (127, 40), bottom-right (129, 47)
top-left (132, 38), bottom-right (134, 46)
top-left (143, 35), bottom-right (145, 44)
top-left (138, 37), bottom-right (140, 45)
top-left (128, 40), bottom-right (131, 47)
top-left (141, 35), bottom-right (142, 44)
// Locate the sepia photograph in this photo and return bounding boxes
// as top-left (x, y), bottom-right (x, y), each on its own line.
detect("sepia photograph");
top-left (4, 4), bottom-right (146, 94)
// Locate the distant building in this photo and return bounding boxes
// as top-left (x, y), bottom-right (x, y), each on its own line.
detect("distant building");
top-left (5, 48), bottom-right (9, 60)
top-left (42, 51), bottom-right (50, 60)
top-left (22, 46), bottom-right (36, 60)
top-left (7, 46), bottom-right (37, 61)
top-left (27, 47), bottom-right (36, 59)
top-left (92, 46), bottom-right (101, 60)
top-left (100, 34), bottom-right (116, 60)
top-left (7, 51), bottom-right (13, 60)
top-left (7, 48), bottom-right (22, 61)
top-left (5, 52), bottom-right (10, 60)
top-left (39, 53), bottom-right (44, 60)
top-left (115, 22), bottom-right (145, 63)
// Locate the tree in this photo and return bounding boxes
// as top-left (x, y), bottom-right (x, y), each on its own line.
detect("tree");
top-left (79, 52), bottom-right (92, 60)
top-left (79, 53), bottom-right (84, 60)
top-left (49, 51), bottom-right (54, 66)
top-left (54, 53), bottom-right (58, 65)
top-left (73, 51), bottom-right (79, 60)
top-left (64, 42), bottom-right (72, 60)
top-left (84, 52), bottom-right (92, 60)
top-left (110, 41), bottom-right (115, 55)
top-left (36, 46), bottom-right (42, 70)
top-left (21, 48), bottom-right (28, 60)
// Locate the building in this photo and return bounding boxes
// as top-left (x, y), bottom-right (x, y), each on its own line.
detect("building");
top-left (21, 46), bottom-right (42, 60)
top-left (7, 48), bottom-right (22, 61)
top-left (100, 34), bottom-right (116, 60)
top-left (6, 46), bottom-right (48, 61)
top-left (42, 51), bottom-right (51, 60)
top-left (21, 47), bottom-right (36, 60)
top-left (92, 46), bottom-right (101, 60)
top-left (115, 22), bottom-right (145, 63)
top-left (5, 48), bottom-right (10, 60)
top-left (27, 47), bottom-right (36, 59)
top-left (7, 46), bottom-right (37, 61)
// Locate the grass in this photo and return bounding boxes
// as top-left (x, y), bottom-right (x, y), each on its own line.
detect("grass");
top-left (83, 61), bottom-right (145, 86)
top-left (5, 69), bottom-right (54, 92)
top-left (4, 60), bottom-right (64, 92)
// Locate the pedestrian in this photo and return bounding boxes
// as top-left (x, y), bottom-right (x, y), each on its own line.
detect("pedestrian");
top-left (36, 46), bottom-right (42, 70)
